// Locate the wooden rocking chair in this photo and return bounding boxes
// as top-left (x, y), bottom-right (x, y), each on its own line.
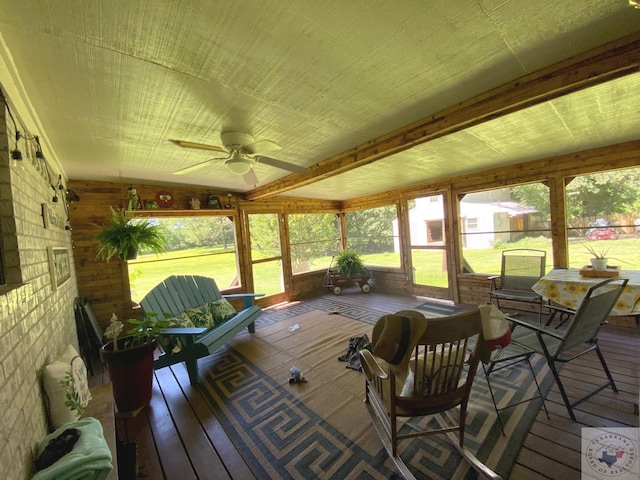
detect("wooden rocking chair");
top-left (360, 308), bottom-right (501, 480)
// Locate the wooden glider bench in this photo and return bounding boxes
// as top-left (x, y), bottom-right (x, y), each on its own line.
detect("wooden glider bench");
top-left (139, 275), bottom-right (263, 384)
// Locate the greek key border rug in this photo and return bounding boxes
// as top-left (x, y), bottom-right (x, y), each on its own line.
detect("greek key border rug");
top-left (196, 299), bottom-right (552, 479)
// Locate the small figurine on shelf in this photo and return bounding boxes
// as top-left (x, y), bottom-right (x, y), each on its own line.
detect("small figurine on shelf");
top-left (224, 193), bottom-right (233, 209)
top-left (207, 194), bottom-right (221, 209)
top-left (127, 185), bottom-right (142, 210)
top-left (190, 197), bottom-right (201, 210)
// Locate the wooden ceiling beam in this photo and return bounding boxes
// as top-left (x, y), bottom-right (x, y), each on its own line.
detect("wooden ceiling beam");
top-left (246, 31), bottom-right (640, 201)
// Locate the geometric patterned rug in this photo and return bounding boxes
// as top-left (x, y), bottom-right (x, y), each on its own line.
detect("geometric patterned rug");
top-left (197, 299), bottom-right (552, 479)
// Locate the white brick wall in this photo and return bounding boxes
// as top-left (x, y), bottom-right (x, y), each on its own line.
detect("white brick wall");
top-left (0, 106), bottom-right (79, 479)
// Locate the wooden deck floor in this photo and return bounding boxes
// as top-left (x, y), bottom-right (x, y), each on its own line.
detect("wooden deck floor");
top-left (91, 292), bottom-right (640, 479)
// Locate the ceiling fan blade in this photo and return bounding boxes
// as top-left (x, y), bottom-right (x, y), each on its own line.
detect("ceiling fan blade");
top-left (173, 156), bottom-right (227, 175)
top-left (170, 139), bottom-right (227, 153)
top-left (247, 139), bottom-right (282, 155)
top-left (256, 155), bottom-right (309, 173)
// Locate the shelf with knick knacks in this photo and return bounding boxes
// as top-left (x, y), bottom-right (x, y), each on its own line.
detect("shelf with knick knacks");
top-left (124, 184), bottom-right (235, 212)
top-left (189, 193), bottom-right (234, 210)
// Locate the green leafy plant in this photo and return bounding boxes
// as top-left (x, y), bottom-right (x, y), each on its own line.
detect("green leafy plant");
top-left (95, 206), bottom-right (167, 262)
top-left (334, 248), bottom-right (367, 278)
top-left (104, 311), bottom-right (173, 351)
top-left (582, 243), bottom-right (609, 259)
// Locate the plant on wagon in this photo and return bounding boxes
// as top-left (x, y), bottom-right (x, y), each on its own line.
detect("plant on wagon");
top-left (334, 248), bottom-right (367, 278)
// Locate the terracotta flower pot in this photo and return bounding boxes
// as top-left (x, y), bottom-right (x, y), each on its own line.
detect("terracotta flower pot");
top-left (100, 336), bottom-right (157, 416)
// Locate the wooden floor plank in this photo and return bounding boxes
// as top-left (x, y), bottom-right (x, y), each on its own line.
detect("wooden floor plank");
top-left (145, 379), bottom-right (197, 479)
top-left (95, 292), bottom-right (639, 480)
top-left (154, 367), bottom-right (233, 480)
top-left (171, 363), bottom-right (258, 480)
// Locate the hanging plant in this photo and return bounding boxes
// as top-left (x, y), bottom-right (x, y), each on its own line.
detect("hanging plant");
top-left (94, 206), bottom-right (166, 262)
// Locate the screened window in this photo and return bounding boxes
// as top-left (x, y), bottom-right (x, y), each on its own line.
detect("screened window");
top-left (345, 205), bottom-right (400, 268)
top-left (459, 184), bottom-right (552, 275)
top-left (128, 216), bottom-right (239, 302)
top-left (248, 213), bottom-right (284, 297)
top-left (565, 168), bottom-right (640, 269)
top-left (288, 213), bottom-right (340, 275)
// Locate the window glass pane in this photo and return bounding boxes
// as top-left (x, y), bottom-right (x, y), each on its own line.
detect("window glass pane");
top-left (566, 168), bottom-right (640, 269)
top-left (345, 205), bottom-right (400, 268)
top-left (129, 216), bottom-right (239, 302)
top-left (460, 184), bottom-right (552, 275)
top-left (248, 213), bottom-right (284, 297)
top-left (288, 213), bottom-right (340, 275)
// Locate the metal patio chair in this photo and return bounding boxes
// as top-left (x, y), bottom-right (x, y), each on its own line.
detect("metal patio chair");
top-left (507, 277), bottom-right (628, 420)
top-left (489, 249), bottom-right (546, 322)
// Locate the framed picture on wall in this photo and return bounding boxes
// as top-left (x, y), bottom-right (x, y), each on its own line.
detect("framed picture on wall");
top-left (48, 247), bottom-right (71, 291)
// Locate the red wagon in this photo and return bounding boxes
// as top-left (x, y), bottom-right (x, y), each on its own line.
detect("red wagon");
top-left (323, 257), bottom-right (371, 295)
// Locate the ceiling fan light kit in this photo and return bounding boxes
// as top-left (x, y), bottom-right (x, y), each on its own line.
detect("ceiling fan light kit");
top-left (225, 151), bottom-right (253, 175)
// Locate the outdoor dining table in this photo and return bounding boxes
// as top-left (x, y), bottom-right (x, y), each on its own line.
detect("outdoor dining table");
top-left (531, 268), bottom-right (640, 316)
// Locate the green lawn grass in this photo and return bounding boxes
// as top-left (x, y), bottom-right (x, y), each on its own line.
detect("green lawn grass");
top-left (129, 236), bottom-right (640, 300)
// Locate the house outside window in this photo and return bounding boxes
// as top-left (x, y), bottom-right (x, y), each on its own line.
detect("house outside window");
top-left (459, 184), bottom-right (552, 275)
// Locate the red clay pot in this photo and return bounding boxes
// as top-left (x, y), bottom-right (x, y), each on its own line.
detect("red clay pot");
top-left (100, 336), bottom-right (157, 416)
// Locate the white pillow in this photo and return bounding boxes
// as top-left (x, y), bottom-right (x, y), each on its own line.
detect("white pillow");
top-left (43, 345), bottom-right (92, 429)
top-left (401, 346), bottom-right (464, 397)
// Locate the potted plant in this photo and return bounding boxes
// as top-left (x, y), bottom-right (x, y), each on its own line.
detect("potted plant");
top-left (583, 243), bottom-right (609, 271)
top-left (100, 312), bottom-right (172, 416)
top-left (334, 248), bottom-right (367, 278)
top-left (94, 206), bottom-right (166, 261)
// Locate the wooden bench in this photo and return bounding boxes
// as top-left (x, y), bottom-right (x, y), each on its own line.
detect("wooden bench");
top-left (139, 275), bottom-right (263, 384)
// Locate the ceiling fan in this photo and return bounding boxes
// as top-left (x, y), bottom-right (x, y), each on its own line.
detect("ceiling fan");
top-left (170, 131), bottom-right (309, 178)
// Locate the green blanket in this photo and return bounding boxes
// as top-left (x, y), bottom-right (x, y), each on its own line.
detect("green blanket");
top-left (32, 417), bottom-right (112, 480)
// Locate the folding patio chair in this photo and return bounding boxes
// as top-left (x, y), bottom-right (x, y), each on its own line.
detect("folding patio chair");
top-left (508, 277), bottom-right (628, 421)
top-left (489, 249), bottom-right (546, 322)
top-left (360, 309), bottom-right (501, 480)
top-left (483, 340), bottom-right (550, 434)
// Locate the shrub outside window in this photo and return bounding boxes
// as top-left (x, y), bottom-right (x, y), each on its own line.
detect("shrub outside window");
top-left (565, 168), bottom-right (640, 270)
top-left (288, 213), bottom-right (340, 275)
top-left (345, 205), bottom-right (400, 268)
top-left (128, 216), bottom-right (239, 302)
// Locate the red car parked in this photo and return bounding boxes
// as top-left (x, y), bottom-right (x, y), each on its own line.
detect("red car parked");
top-left (588, 227), bottom-right (618, 241)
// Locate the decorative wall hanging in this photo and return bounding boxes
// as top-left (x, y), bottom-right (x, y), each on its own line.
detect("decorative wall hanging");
top-left (48, 247), bottom-right (71, 291)
top-left (207, 194), bottom-right (221, 209)
top-left (155, 191), bottom-right (174, 208)
top-left (42, 203), bottom-right (66, 230)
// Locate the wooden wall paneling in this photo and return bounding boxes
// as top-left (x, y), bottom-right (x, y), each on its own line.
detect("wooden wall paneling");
top-left (448, 140), bottom-right (640, 193)
top-left (442, 188), bottom-right (459, 302)
top-left (548, 176), bottom-right (569, 268)
top-left (397, 200), bottom-right (412, 288)
top-left (67, 179), bottom-right (237, 331)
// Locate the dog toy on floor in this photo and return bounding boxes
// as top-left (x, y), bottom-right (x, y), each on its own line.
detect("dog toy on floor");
top-left (289, 366), bottom-right (307, 384)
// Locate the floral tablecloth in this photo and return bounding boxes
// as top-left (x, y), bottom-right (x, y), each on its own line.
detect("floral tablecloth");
top-left (532, 268), bottom-right (640, 316)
